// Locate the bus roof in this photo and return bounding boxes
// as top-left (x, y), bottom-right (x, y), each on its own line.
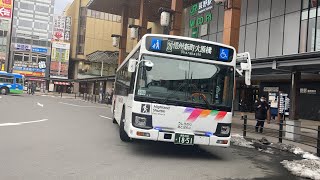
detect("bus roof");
top-left (0, 71), bottom-right (23, 78)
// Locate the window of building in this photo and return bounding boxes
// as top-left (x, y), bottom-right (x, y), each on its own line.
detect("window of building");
top-left (238, 26), bottom-right (246, 53)
top-left (35, 5), bottom-right (49, 13)
top-left (19, 19), bottom-right (33, 28)
top-left (245, 23), bottom-right (257, 58)
top-left (247, 0), bottom-right (258, 24)
top-left (302, 0), bottom-right (309, 9)
top-left (269, 16), bottom-right (284, 56)
top-left (307, 17), bottom-right (316, 52)
top-left (283, 12), bottom-right (300, 55)
top-left (258, 0), bottom-right (271, 21)
top-left (271, 0), bottom-right (285, 18)
top-left (286, 0), bottom-right (301, 13)
top-left (20, 2), bottom-right (34, 10)
top-left (95, 11), bottom-right (100, 19)
top-left (217, 5), bottom-right (224, 32)
top-left (256, 20), bottom-right (270, 58)
top-left (240, 0), bottom-right (247, 26)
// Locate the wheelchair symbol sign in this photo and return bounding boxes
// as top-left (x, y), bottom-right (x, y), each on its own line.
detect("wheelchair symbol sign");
top-left (219, 48), bottom-right (229, 61)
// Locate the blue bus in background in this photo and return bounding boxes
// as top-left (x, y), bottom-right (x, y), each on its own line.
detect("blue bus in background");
top-left (0, 71), bottom-right (24, 95)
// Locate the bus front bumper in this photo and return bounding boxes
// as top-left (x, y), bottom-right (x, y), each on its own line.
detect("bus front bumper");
top-left (127, 126), bottom-right (230, 147)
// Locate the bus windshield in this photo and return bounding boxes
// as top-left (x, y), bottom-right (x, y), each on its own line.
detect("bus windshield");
top-left (135, 55), bottom-right (234, 111)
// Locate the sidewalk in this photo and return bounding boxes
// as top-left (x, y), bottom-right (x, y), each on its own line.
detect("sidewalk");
top-left (232, 111), bottom-right (319, 154)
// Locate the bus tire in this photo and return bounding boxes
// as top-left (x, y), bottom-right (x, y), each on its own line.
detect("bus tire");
top-left (112, 103), bottom-right (117, 124)
top-left (0, 87), bottom-right (8, 95)
top-left (113, 118), bottom-right (117, 124)
top-left (120, 108), bottom-right (131, 142)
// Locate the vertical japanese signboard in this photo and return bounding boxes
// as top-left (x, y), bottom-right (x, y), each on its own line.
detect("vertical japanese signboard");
top-left (50, 42), bottom-right (70, 79)
top-left (64, 16), bottom-right (71, 42)
top-left (53, 15), bottom-right (72, 42)
top-left (189, 0), bottom-right (213, 38)
top-left (53, 15), bottom-right (66, 41)
top-left (0, 0), bottom-right (12, 71)
top-left (51, 15), bottom-right (71, 79)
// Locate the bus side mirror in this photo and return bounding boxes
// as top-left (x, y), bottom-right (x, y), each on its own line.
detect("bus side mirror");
top-left (236, 52), bottom-right (252, 86)
top-left (128, 59), bottom-right (137, 73)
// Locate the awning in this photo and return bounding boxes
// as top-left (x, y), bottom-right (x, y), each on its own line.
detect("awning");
top-left (86, 51), bottom-right (118, 65)
top-left (87, 0), bottom-right (200, 22)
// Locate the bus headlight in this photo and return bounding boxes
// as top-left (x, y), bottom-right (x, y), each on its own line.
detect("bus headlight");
top-left (216, 123), bottom-right (231, 137)
top-left (132, 113), bottom-right (153, 129)
top-left (134, 116), bottom-right (147, 128)
top-left (221, 126), bottom-right (231, 135)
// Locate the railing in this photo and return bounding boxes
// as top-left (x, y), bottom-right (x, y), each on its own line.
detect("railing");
top-left (242, 114), bottom-right (320, 157)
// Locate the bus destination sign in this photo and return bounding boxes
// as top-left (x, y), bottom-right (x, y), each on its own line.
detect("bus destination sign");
top-left (146, 37), bottom-right (233, 62)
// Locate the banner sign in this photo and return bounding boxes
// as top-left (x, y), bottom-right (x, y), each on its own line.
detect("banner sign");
top-left (50, 41), bottom-right (70, 79)
top-left (12, 61), bottom-right (46, 77)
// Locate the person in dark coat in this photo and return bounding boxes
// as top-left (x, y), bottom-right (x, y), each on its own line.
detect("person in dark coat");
top-left (31, 83), bottom-right (36, 95)
top-left (254, 96), bottom-right (270, 133)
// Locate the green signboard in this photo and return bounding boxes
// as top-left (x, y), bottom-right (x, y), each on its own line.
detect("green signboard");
top-left (188, 0), bottom-right (214, 38)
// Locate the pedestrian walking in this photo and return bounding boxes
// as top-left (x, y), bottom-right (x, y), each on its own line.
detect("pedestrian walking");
top-left (31, 83), bottom-right (36, 95)
top-left (28, 83), bottom-right (32, 95)
top-left (254, 96), bottom-right (270, 133)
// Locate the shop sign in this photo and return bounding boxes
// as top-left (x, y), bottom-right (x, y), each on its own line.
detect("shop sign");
top-left (0, 0), bottom-right (12, 19)
top-left (32, 47), bottom-right (48, 53)
top-left (300, 88), bottom-right (317, 95)
top-left (189, 12), bottom-right (212, 28)
top-left (263, 87), bottom-right (279, 92)
top-left (12, 61), bottom-right (46, 77)
top-left (15, 43), bottom-right (31, 51)
top-left (190, 0), bottom-right (213, 15)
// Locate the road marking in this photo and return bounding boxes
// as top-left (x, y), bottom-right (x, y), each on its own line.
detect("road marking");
top-left (99, 115), bottom-right (112, 120)
top-left (0, 119), bottom-right (49, 127)
top-left (37, 102), bottom-right (44, 107)
top-left (0, 96), bottom-right (2, 99)
top-left (59, 102), bottom-right (106, 109)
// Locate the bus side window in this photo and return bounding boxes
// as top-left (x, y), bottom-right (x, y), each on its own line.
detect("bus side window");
top-left (129, 72), bottom-right (136, 94)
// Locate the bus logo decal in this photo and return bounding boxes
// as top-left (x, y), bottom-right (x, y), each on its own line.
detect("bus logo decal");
top-left (184, 108), bottom-right (227, 122)
top-left (150, 38), bottom-right (162, 51)
top-left (141, 104), bottom-right (151, 114)
top-left (219, 48), bottom-right (229, 61)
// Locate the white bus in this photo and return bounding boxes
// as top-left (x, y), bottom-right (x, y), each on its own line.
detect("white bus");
top-left (112, 34), bottom-right (251, 147)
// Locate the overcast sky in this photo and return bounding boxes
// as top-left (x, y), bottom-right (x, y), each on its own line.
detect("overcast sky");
top-left (54, 0), bottom-right (74, 15)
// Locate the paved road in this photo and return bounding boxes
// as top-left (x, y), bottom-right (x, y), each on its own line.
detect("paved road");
top-left (0, 94), bottom-right (304, 180)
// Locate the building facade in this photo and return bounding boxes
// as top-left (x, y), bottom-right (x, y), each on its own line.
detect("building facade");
top-left (0, 0), bottom-right (13, 72)
top-left (10, 0), bottom-right (54, 92)
top-left (65, 0), bottom-right (132, 94)
top-left (182, 0), bottom-right (320, 120)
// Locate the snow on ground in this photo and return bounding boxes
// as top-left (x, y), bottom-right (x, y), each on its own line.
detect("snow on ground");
top-left (231, 134), bottom-right (254, 149)
top-left (258, 148), bottom-right (274, 154)
top-left (278, 144), bottom-right (320, 179)
top-left (281, 159), bottom-right (320, 180)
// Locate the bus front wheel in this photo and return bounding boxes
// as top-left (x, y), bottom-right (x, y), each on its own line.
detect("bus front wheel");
top-left (120, 108), bottom-right (131, 142)
top-left (0, 88), bottom-right (8, 95)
